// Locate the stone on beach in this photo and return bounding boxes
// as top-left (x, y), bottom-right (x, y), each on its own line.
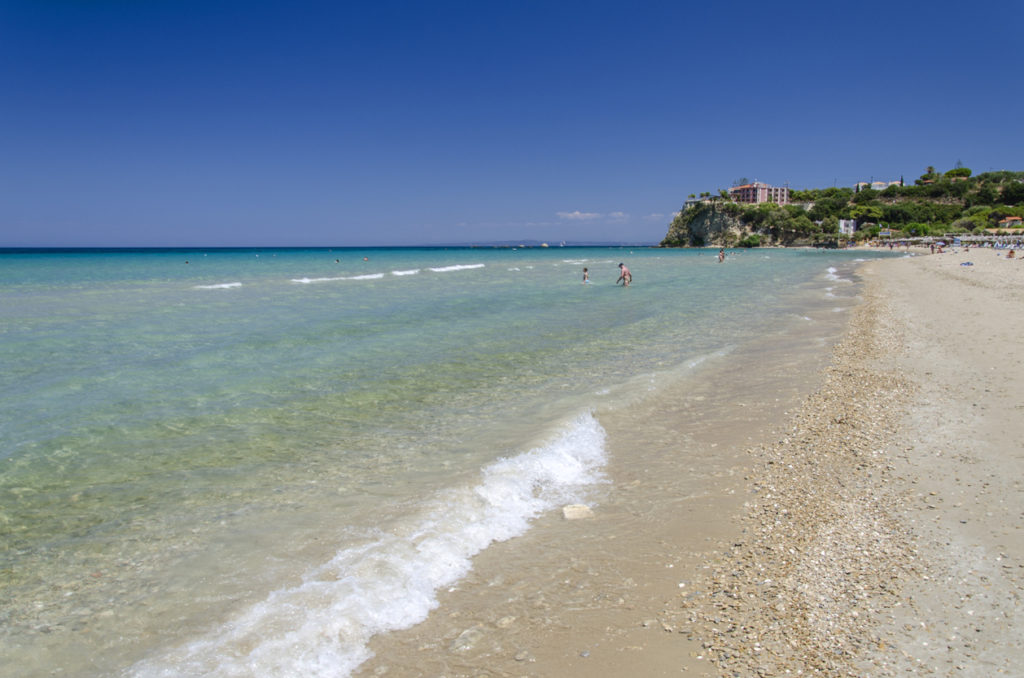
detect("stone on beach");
top-left (561, 504), bottom-right (594, 520)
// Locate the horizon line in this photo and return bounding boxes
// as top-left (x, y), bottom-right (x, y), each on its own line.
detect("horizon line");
top-left (0, 241), bottom-right (661, 252)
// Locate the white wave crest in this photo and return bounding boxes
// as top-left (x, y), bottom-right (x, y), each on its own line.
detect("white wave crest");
top-left (130, 413), bottom-right (606, 678)
top-left (291, 273), bottom-right (385, 284)
top-left (194, 282), bottom-right (242, 290)
top-left (427, 264), bottom-right (485, 273)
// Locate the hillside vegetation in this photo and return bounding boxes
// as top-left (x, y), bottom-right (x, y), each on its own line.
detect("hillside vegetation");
top-left (661, 167), bottom-right (1024, 248)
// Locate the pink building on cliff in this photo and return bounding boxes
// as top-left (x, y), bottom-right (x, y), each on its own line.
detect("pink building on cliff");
top-left (728, 181), bottom-right (790, 205)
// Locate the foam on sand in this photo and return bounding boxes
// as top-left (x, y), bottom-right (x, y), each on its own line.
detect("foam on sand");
top-left (824, 266), bottom-right (852, 284)
top-left (129, 413), bottom-right (607, 678)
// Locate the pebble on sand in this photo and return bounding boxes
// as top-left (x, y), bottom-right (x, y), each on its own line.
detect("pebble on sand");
top-left (562, 504), bottom-right (594, 520)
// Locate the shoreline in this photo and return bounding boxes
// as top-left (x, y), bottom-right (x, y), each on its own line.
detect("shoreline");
top-left (673, 248), bottom-right (1024, 675)
top-left (675, 261), bottom-right (917, 675)
top-left (0, 248), bottom-right (878, 678)
top-left (353, 248), bottom-right (1024, 677)
top-left (352, 259), bottom-right (861, 677)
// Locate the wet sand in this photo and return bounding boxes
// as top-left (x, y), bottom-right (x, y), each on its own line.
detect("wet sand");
top-left (354, 248), bottom-right (1024, 677)
top-left (353, 268), bottom-right (854, 677)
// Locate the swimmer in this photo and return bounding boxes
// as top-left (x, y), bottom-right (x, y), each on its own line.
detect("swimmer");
top-left (616, 263), bottom-right (632, 286)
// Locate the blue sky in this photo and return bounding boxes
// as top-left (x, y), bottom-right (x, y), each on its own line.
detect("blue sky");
top-left (2, 0), bottom-right (1021, 247)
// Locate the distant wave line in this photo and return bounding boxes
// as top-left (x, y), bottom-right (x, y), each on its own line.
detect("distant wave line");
top-left (289, 264), bottom-right (484, 285)
top-left (427, 264), bottom-right (485, 273)
top-left (291, 273), bottom-right (386, 284)
top-left (194, 282), bottom-right (242, 290)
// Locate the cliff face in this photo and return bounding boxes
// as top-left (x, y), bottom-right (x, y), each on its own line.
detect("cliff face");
top-left (660, 204), bottom-right (746, 247)
top-left (660, 203), bottom-right (827, 248)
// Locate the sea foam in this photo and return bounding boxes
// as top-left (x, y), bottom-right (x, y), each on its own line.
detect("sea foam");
top-left (824, 266), bottom-right (852, 284)
top-left (194, 282), bottom-right (242, 290)
top-left (291, 273), bottom-right (386, 284)
top-left (428, 264), bottom-right (485, 273)
top-left (130, 413), bottom-right (606, 678)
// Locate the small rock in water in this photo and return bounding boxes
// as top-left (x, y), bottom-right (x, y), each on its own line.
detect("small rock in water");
top-left (562, 504), bottom-right (594, 520)
top-left (450, 626), bottom-right (485, 652)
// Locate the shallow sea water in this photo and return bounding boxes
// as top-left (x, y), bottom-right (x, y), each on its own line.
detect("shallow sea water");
top-left (0, 246), bottom-right (886, 676)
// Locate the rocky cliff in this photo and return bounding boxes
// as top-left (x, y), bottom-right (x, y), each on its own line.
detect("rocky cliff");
top-left (660, 203), bottom-right (829, 248)
top-left (660, 204), bottom-right (746, 247)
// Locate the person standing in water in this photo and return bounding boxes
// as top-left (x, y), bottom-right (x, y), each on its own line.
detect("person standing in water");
top-left (616, 263), bottom-right (632, 286)
top-left (582, 267), bottom-right (590, 283)
top-left (718, 248), bottom-right (725, 263)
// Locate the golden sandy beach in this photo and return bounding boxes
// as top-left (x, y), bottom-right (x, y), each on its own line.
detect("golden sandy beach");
top-left (672, 247), bottom-right (1024, 676)
top-left (354, 247), bottom-right (1023, 677)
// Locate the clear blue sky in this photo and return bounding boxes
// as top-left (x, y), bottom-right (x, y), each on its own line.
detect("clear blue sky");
top-left (2, 0), bottom-right (1021, 247)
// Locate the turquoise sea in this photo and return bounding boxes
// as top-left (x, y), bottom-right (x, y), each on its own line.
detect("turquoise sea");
top-left (0, 246), bottom-right (893, 676)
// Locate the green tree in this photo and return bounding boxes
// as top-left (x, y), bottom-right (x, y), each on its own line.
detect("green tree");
top-left (975, 184), bottom-right (1000, 205)
top-left (795, 214), bottom-right (817, 234)
top-left (1002, 182), bottom-right (1024, 205)
top-left (784, 204), bottom-right (806, 219)
top-left (851, 204), bottom-right (882, 223)
top-left (964, 205), bottom-right (992, 218)
top-left (852, 187), bottom-right (878, 203)
top-left (947, 181), bottom-right (969, 198)
top-left (882, 203), bottom-right (913, 224)
top-left (916, 166), bottom-right (939, 185)
top-left (988, 206), bottom-right (1019, 224)
top-left (951, 216), bottom-right (986, 232)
